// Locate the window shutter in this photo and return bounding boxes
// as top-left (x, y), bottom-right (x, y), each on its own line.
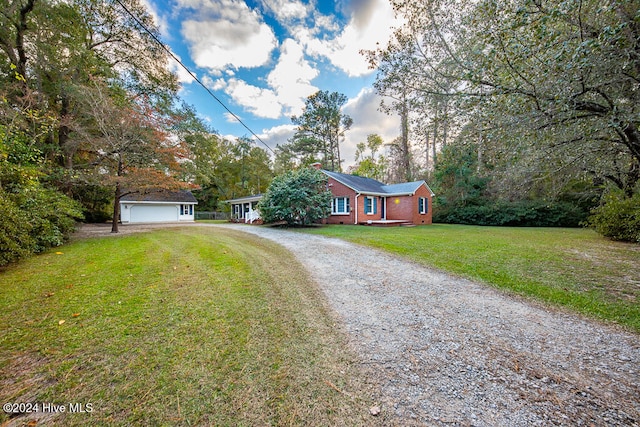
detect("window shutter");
top-left (373, 197), bottom-right (378, 214)
top-left (425, 198), bottom-right (428, 213)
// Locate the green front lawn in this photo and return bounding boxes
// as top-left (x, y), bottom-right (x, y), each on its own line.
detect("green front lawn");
top-left (0, 227), bottom-right (375, 426)
top-left (300, 224), bottom-right (640, 332)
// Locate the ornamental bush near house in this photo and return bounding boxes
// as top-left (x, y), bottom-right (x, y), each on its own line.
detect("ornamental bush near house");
top-left (258, 168), bottom-right (332, 226)
top-left (587, 191), bottom-right (640, 243)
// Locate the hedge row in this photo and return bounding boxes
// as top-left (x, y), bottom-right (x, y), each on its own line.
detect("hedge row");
top-left (433, 200), bottom-right (589, 228)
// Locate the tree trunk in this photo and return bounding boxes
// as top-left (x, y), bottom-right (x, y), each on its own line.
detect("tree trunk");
top-left (433, 102), bottom-right (439, 169)
top-left (111, 157), bottom-right (123, 233)
top-left (111, 183), bottom-right (120, 233)
top-left (400, 98), bottom-right (411, 181)
top-left (59, 94), bottom-right (74, 169)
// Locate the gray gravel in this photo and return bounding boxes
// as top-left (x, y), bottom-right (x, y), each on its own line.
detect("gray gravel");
top-left (216, 224), bottom-right (639, 426)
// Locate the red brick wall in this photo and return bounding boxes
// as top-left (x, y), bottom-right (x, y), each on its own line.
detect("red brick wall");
top-left (385, 184), bottom-right (433, 225)
top-left (326, 178), bottom-right (356, 224)
top-left (356, 194), bottom-right (383, 223)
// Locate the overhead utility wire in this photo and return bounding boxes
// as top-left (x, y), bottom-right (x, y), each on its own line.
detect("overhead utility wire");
top-left (112, 0), bottom-right (274, 154)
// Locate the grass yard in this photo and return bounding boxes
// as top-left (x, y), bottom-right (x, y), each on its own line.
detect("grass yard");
top-left (0, 227), bottom-right (376, 426)
top-left (300, 224), bottom-right (640, 332)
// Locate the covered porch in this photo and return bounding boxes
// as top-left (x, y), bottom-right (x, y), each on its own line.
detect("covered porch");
top-left (225, 194), bottom-right (263, 224)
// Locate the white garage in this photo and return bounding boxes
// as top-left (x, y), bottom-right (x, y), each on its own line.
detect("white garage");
top-left (129, 204), bottom-right (179, 223)
top-left (120, 190), bottom-right (197, 224)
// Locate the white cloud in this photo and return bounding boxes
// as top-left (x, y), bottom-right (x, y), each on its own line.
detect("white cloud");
top-left (225, 79), bottom-right (283, 119)
top-left (179, 0), bottom-right (278, 71)
top-left (143, 0), bottom-right (170, 37)
top-left (167, 54), bottom-right (195, 85)
top-left (202, 75), bottom-right (226, 91)
top-left (304, 0), bottom-right (398, 77)
top-left (260, 0), bottom-right (311, 23)
top-left (256, 123), bottom-right (297, 150)
top-left (266, 39), bottom-right (319, 117)
top-left (224, 38), bottom-right (319, 119)
top-left (224, 112), bottom-right (240, 123)
top-left (342, 87), bottom-right (400, 167)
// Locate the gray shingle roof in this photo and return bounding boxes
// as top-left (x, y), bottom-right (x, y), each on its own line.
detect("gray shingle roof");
top-left (323, 170), bottom-right (387, 193)
top-left (382, 181), bottom-right (425, 195)
top-left (323, 170), bottom-right (432, 196)
top-left (121, 190), bottom-right (197, 203)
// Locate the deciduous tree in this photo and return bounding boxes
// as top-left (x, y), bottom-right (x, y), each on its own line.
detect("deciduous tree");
top-left (72, 81), bottom-right (189, 232)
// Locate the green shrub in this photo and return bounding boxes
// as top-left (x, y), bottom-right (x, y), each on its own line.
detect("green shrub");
top-left (587, 191), bottom-right (640, 243)
top-left (434, 199), bottom-right (588, 227)
top-left (0, 191), bottom-right (34, 266)
top-left (0, 187), bottom-right (84, 266)
top-left (17, 187), bottom-right (84, 252)
top-left (258, 168), bottom-right (332, 226)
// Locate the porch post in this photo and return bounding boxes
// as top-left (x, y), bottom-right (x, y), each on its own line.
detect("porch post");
top-left (354, 193), bottom-right (359, 224)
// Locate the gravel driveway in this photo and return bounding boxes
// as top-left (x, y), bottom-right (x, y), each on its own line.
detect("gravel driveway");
top-left (215, 223), bottom-right (639, 426)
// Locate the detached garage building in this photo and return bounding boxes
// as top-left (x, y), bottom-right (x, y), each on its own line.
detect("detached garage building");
top-left (120, 190), bottom-right (197, 224)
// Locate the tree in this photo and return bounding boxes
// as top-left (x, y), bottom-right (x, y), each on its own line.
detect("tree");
top-left (0, 0), bottom-right (178, 170)
top-left (366, 0), bottom-right (640, 234)
top-left (352, 134), bottom-right (388, 181)
top-left (258, 167), bottom-right (332, 226)
top-left (173, 105), bottom-right (273, 211)
top-left (288, 90), bottom-right (353, 171)
top-left (0, 91), bottom-right (83, 265)
top-left (72, 81), bottom-right (189, 232)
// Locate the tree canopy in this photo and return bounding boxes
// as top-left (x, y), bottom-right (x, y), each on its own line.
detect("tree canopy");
top-left (366, 0), bottom-right (640, 240)
top-left (281, 90), bottom-right (353, 172)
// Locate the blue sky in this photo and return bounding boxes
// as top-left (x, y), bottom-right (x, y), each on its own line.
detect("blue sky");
top-left (144, 0), bottom-right (401, 167)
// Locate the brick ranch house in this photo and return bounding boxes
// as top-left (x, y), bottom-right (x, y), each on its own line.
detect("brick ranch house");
top-left (227, 165), bottom-right (435, 226)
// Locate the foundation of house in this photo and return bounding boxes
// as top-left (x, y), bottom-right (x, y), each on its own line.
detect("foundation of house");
top-left (358, 220), bottom-right (415, 227)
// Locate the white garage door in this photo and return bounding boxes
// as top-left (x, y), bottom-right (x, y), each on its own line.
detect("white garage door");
top-left (130, 205), bottom-right (178, 223)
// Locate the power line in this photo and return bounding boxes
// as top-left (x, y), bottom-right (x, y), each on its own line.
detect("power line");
top-left (112, 0), bottom-right (274, 154)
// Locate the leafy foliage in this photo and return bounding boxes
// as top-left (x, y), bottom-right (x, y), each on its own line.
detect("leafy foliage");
top-left (0, 106), bottom-right (83, 266)
top-left (588, 191), bottom-right (640, 243)
top-left (258, 168), bottom-right (332, 226)
top-left (0, 190), bottom-right (33, 266)
top-left (432, 143), bottom-right (593, 227)
top-left (281, 91), bottom-right (353, 172)
top-left (367, 0), bottom-right (640, 238)
top-left (351, 134), bottom-right (388, 181)
top-left (434, 199), bottom-right (589, 227)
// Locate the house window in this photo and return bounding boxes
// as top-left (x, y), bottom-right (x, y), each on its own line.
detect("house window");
top-left (181, 204), bottom-right (193, 216)
top-left (332, 197), bottom-right (350, 215)
top-left (364, 196), bottom-right (377, 215)
top-left (418, 197), bottom-right (428, 214)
